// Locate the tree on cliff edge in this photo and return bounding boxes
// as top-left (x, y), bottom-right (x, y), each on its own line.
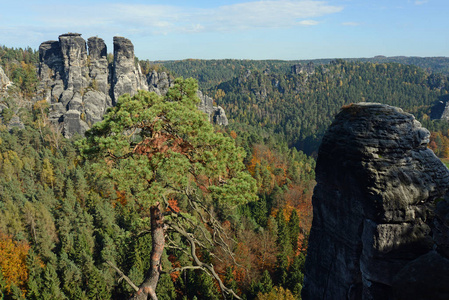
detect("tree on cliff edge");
top-left (79, 78), bottom-right (257, 300)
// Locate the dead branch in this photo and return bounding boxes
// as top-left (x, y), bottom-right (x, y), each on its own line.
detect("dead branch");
top-left (105, 261), bottom-right (139, 292)
top-left (170, 224), bottom-right (242, 300)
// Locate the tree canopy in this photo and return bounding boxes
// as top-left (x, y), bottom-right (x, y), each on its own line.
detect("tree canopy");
top-left (79, 77), bottom-right (257, 299)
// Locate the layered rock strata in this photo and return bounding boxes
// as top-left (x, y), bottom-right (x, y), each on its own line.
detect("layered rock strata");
top-left (38, 33), bottom-right (228, 138)
top-left (302, 103), bottom-right (449, 300)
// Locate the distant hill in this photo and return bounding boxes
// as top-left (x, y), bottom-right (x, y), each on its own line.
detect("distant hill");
top-left (155, 58), bottom-right (449, 155)
top-left (153, 56), bottom-right (449, 91)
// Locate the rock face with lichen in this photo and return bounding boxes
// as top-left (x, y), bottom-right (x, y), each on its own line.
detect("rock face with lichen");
top-left (38, 33), bottom-right (228, 138)
top-left (302, 102), bottom-right (449, 300)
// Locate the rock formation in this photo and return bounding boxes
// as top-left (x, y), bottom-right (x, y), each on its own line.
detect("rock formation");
top-left (0, 66), bottom-right (10, 112)
top-left (0, 66), bottom-right (11, 94)
top-left (430, 99), bottom-right (449, 121)
top-left (38, 33), bottom-right (228, 137)
top-left (112, 36), bottom-right (148, 103)
top-left (291, 62), bottom-right (315, 75)
top-left (302, 103), bottom-right (449, 300)
top-left (147, 72), bottom-right (228, 126)
top-left (197, 91), bottom-right (228, 126)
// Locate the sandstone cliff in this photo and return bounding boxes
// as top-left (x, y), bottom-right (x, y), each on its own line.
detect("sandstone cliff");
top-left (291, 62), bottom-right (315, 75)
top-left (0, 66), bottom-right (11, 96)
top-left (38, 33), bottom-right (228, 138)
top-left (302, 103), bottom-right (449, 300)
top-left (0, 66), bottom-right (10, 113)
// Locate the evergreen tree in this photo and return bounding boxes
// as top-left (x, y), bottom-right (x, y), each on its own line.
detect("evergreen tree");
top-left (80, 78), bottom-right (257, 299)
top-left (288, 210), bottom-right (301, 252)
top-left (40, 264), bottom-right (65, 299)
top-left (275, 210), bottom-right (292, 287)
top-left (287, 254), bottom-right (305, 298)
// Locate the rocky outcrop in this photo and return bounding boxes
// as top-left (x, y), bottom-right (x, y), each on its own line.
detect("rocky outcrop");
top-left (302, 103), bottom-right (449, 300)
top-left (291, 62), bottom-right (315, 75)
top-left (39, 33), bottom-right (97, 137)
top-left (431, 99), bottom-right (449, 121)
top-left (0, 66), bottom-right (10, 115)
top-left (0, 66), bottom-right (11, 92)
top-left (38, 33), bottom-right (227, 138)
top-left (87, 37), bottom-right (109, 95)
top-left (112, 36), bottom-right (148, 103)
top-left (147, 70), bottom-right (172, 96)
top-left (197, 91), bottom-right (228, 126)
top-left (0, 66), bottom-right (11, 98)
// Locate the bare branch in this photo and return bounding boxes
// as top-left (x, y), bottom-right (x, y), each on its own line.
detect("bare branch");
top-left (170, 224), bottom-right (242, 300)
top-left (168, 265), bottom-right (204, 273)
top-left (105, 261), bottom-right (139, 292)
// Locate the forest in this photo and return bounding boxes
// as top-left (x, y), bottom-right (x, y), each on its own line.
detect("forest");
top-left (1, 45), bottom-right (449, 299)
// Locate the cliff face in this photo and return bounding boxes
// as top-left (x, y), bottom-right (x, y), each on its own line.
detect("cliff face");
top-left (112, 36), bottom-right (148, 103)
top-left (0, 66), bottom-right (11, 95)
top-left (303, 103), bottom-right (449, 300)
top-left (38, 33), bottom-right (227, 138)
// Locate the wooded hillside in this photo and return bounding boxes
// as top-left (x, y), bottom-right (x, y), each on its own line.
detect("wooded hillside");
top-left (1, 46), bottom-right (449, 299)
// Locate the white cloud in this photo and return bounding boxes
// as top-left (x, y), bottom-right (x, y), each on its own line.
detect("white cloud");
top-left (298, 20), bottom-right (320, 26)
top-left (342, 22), bottom-right (360, 26)
top-left (414, 0), bottom-right (429, 5)
top-left (28, 1), bottom-right (343, 35)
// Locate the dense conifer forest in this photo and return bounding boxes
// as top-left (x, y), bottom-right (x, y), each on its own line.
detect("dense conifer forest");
top-left (1, 45), bottom-right (449, 299)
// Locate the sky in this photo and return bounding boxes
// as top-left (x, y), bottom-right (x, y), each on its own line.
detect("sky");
top-left (0, 0), bottom-right (448, 60)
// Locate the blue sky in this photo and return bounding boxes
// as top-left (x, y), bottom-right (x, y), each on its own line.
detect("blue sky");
top-left (1, 0), bottom-right (448, 60)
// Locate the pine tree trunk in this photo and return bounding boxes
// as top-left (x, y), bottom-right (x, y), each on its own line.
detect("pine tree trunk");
top-left (130, 202), bottom-right (165, 300)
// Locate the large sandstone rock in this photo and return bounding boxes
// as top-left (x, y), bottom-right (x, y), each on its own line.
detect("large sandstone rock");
top-left (58, 33), bottom-right (89, 91)
top-left (87, 37), bottom-right (110, 95)
top-left (0, 66), bottom-right (11, 95)
top-left (302, 103), bottom-right (449, 300)
top-left (197, 91), bottom-right (229, 126)
top-left (38, 33), bottom-right (228, 137)
top-left (147, 70), bottom-right (172, 95)
top-left (112, 36), bottom-right (148, 103)
top-left (38, 33), bottom-right (115, 137)
top-left (291, 62), bottom-right (315, 75)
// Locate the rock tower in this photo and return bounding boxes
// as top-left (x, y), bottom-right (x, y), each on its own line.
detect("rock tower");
top-left (302, 103), bottom-right (449, 300)
top-left (38, 33), bottom-right (228, 138)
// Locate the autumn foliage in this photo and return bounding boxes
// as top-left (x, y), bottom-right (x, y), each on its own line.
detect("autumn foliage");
top-left (0, 231), bottom-right (30, 294)
top-left (429, 131), bottom-right (449, 159)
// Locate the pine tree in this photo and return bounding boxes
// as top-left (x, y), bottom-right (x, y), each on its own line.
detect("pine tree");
top-left (80, 78), bottom-right (257, 299)
top-left (258, 270), bottom-right (273, 295)
top-left (275, 210), bottom-right (292, 287)
top-left (287, 254), bottom-right (305, 297)
top-left (40, 263), bottom-right (65, 299)
top-left (288, 210), bottom-right (301, 252)
top-left (25, 250), bottom-right (44, 300)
